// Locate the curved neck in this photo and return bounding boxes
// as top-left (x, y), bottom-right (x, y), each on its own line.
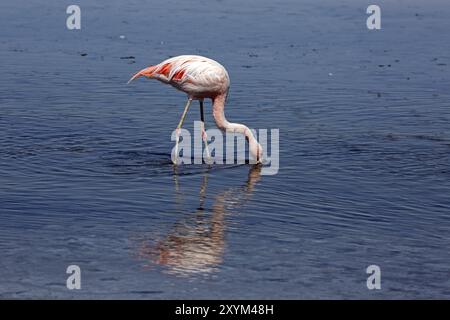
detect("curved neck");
top-left (212, 93), bottom-right (256, 142)
top-left (212, 93), bottom-right (230, 130)
top-left (212, 93), bottom-right (261, 161)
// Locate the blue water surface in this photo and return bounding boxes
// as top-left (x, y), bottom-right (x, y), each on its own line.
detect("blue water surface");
top-left (0, 0), bottom-right (449, 298)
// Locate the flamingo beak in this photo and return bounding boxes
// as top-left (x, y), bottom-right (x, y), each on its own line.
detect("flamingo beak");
top-left (127, 66), bottom-right (156, 84)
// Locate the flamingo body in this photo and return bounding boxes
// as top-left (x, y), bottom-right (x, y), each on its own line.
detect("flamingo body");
top-left (128, 55), bottom-right (230, 100)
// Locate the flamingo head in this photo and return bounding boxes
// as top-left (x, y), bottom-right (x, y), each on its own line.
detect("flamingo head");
top-left (250, 140), bottom-right (264, 164)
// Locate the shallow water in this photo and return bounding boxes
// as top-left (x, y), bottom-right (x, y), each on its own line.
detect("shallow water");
top-left (1, 0), bottom-right (450, 298)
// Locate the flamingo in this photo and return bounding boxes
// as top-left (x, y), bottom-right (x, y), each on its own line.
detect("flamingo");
top-left (127, 55), bottom-right (263, 164)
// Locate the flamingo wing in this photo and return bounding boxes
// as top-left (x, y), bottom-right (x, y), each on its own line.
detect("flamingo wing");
top-left (128, 55), bottom-right (230, 97)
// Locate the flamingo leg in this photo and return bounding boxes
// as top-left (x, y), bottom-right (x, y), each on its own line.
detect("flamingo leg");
top-left (174, 98), bottom-right (193, 164)
top-left (199, 100), bottom-right (212, 164)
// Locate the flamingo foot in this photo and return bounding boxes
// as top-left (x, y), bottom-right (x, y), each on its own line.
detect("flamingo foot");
top-left (202, 129), bottom-right (212, 165)
top-left (173, 128), bottom-right (181, 165)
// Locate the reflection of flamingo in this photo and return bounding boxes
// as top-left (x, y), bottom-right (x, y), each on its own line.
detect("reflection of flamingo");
top-left (135, 166), bottom-right (262, 276)
top-left (128, 55), bottom-right (263, 164)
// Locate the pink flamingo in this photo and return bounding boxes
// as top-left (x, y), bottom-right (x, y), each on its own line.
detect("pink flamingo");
top-left (127, 55), bottom-right (263, 164)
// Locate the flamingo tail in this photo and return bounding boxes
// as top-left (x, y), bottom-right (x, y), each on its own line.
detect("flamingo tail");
top-left (127, 65), bottom-right (157, 84)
